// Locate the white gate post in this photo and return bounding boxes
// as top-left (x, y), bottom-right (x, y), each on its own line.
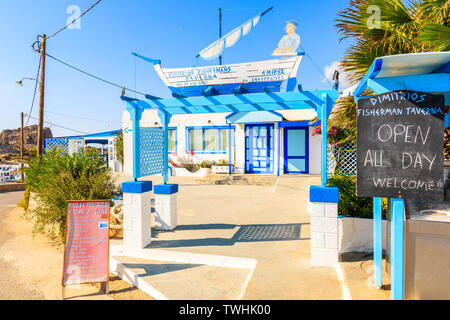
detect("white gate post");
top-left (122, 181), bottom-right (153, 252)
top-left (154, 184), bottom-right (178, 231)
top-left (307, 185), bottom-right (339, 267)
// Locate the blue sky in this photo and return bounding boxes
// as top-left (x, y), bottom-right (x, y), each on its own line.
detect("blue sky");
top-left (0, 0), bottom-right (351, 137)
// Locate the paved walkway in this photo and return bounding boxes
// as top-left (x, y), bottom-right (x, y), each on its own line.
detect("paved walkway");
top-left (112, 174), bottom-right (345, 299)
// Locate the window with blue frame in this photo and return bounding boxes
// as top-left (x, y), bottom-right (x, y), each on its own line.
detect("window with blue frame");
top-left (186, 126), bottom-right (235, 154)
top-left (168, 128), bottom-right (177, 153)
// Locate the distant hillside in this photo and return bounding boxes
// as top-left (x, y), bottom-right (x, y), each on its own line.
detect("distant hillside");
top-left (0, 125), bottom-right (52, 156)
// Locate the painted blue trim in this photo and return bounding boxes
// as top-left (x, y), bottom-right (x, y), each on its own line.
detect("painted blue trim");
top-left (122, 181), bottom-right (152, 194)
top-left (154, 183), bottom-right (178, 195)
top-left (228, 123), bottom-right (232, 175)
top-left (244, 123), bottom-right (274, 174)
top-left (277, 123), bottom-right (280, 176)
top-left (321, 93), bottom-right (329, 186)
top-left (390, 198), bottom-right (404, 300)
top-left (286, 78), bottom-right (297, 92)
top-left (279, 120), bottom-right (317, 128)
top-left (367, 73), bottom-right (450, 95)
top-left (126, 101), bottom-right (144, 179)
top-left (131, 52), bottom-right (161, 65)
top-left (157, 109), bottom-right (172, 184)
top-left (168, 80), bottom-right (285, 97)
top-left (225, 110), bottom-right (283, 124)
top-left (373, 197), bottom-right (382, 288)
top-left (431, 61), bottom-right (450, 74)
top-left (186, 125), bottom-right (236, 154)
top-left (82, 129), bottom-right (122, 138)
top-left (446, 113), bottom-right (450, 129)
top-left (283, 126), bottom-right (309, 174)
top-left (121, 89), bottom-right (339, 117)
top-left (353, 58), bottom-right (383, 98)
top-left (84, 139), bottom-right (109, 144)
top-left (309, 186), bottom-right (339, 203)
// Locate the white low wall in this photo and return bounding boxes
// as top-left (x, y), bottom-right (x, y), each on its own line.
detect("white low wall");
top-left (338, 217), bottom-right (387, 253)
top-left (172, 168), bottom-right (210, 177)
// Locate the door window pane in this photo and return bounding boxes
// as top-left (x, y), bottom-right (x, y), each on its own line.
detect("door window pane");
top-left (204, 129), bottom-right (219, 151)
top-left (189, 129), bottom-right (203, 151)
top-left (287, 129), bottom-right (306, 157)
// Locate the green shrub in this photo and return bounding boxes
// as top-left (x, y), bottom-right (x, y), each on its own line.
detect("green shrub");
top-left (327, 175), bottom-right (373, 218)
top-left (24, 148), bottom-right (117, 243)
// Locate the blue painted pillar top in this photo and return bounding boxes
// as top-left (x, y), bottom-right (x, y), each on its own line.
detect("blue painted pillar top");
top-left (126, 101), bottom-right (144, 180)
top-left (158, 109), bottom-right (172, 184)
top-left (122, 180), bottom-right (153, 194)
top-left (154, 183), bottom-right (178, 195)
top-left (309, 185), bottom-right (339, 203)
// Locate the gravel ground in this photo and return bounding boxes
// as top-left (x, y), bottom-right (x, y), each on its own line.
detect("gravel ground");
top-left (0, 191), bottom-right (152, 300)
top-left (0, 191), bottom-right (44, 300)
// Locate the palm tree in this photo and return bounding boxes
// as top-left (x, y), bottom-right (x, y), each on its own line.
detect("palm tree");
top-left (335, 0), bottom-right (450, 84)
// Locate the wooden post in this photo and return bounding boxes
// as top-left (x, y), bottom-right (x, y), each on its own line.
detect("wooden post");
top-left (20, 112), bottom-right (24, 182)
top-left (37, 34), bottom-right (46, 156)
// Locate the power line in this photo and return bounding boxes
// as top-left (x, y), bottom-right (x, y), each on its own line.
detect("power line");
top-left (299, 44), bottom-right (334, 88)
top-left (45, 53), bottom-right (148, 96)
top-left (47, 0), bottom-right (103, 39)
top-left (45, 110), bottom-right (122, 123)
top-left (25, 113), bottom-right (89, 135)
top-left (25, 59), bottom-right (41, 126)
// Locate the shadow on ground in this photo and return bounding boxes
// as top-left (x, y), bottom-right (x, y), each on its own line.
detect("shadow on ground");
top-left (149, 223), bottom-right (309, 248)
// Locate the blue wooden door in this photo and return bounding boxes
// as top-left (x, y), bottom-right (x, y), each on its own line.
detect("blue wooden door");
top-left (284, 127), bottom-right (309, 174)
top-left (245, 124), bottom-right (274, 174)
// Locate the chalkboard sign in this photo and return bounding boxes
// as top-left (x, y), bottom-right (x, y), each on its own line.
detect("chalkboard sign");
top-left (356, 90), bottom-right (445, 201)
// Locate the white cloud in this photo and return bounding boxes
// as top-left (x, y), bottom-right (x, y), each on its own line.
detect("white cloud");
top-left (322, 61), bottom-right (352, 90)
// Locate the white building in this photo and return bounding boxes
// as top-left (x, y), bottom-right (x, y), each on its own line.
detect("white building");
top-left (0, 163), bottom-right (22, 183)
top-left (122, 108), bottom-right (323, 176)
top-left (44, 130), bottom-right (123, 172)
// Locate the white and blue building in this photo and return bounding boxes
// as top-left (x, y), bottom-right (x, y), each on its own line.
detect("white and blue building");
top-left (44, 129), bottom-right (123, 172)
top-left (122, 108), bottom-right (324, 176)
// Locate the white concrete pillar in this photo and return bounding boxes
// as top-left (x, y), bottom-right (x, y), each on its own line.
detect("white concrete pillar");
top-left (307, 186), bottom-right (339, 267)
top-left (154, 184), bottom-right (178, 231)
top-left (122, 181), bottom-right (153, 251)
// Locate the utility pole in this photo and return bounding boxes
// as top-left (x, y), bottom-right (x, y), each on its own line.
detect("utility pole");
top-left (219, 8), bottom-right (223, 65)
top-left (20, 112), bottom-right (24, 182)
top-left (37, 34), bottom-right (46, 156)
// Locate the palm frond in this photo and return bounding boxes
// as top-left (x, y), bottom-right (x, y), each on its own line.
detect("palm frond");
top-left (420, 22), bottom-right (450, 50)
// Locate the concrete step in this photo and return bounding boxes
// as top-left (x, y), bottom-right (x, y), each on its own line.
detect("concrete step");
top-left (195, 175), bottom-right (277, 186)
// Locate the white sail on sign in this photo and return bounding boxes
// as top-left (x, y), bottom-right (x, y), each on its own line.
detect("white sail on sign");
top-left (198, 8), bottom-right (271, 60)
top-left (225, 28), bottom-right (242, 48)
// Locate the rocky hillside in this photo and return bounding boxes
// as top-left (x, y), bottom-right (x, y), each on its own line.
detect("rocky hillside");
top-left (0, 125), bottom-right (52, 156)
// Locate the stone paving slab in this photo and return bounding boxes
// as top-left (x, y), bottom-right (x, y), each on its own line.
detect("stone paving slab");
top-left (112, 255), bottom-right (250, 300)
top-left (111, 174), bottom-right (345, 300)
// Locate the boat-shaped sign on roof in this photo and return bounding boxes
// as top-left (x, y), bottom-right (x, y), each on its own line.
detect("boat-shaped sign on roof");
top-left (133, 7), bottom-right (305, 97)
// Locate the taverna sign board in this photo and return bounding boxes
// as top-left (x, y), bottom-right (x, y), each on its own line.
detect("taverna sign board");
top-left (356, 90), bottom-right (445, 201)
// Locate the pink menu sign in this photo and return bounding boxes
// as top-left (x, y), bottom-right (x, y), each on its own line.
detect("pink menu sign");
top-left (62, 200), bottom-right (110, 286)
